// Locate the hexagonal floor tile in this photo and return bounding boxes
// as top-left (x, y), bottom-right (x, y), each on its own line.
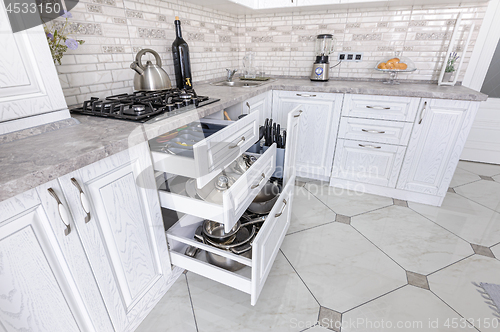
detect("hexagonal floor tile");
top-left (491, 243), bottom-right (500, 260)
top-left (288, 186), bottom-right (336, 235)
top-left (304, 183), bottom-right (393, 217)
top-left (187, 251), bottom-right (319, 332)
top-left (454, 180), bottom-right (500, 213)
top-left (351, 205), bottom-right (473, 275)
top-left (449, 167), bottom-right (481, 188)
top-left (341, 286), bottom-right (473, 331)
top-left (457, 161), bottom-right (500, 177)
top-left (409, 193), bottom-right (500, 247)
top-left (428, 255), bottom-right (500, 332)
top-left (135, 274), bottom-right (197, 332)
top-left (281, 222), bottom-right (407, 312)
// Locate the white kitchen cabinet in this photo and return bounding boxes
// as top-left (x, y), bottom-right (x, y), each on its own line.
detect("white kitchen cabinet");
top-left (397, 99), bottom-right (480, 196)
top-left (165, 106), bottom-right (301, 306)
top-left (0, 1), bottom-right (69, 133)
top-left (246, 91), bottom-right (272, 125)
top-left (0, 189), bottom-right (94, 331)
top-left (272, 90), bottom-right (343, 180)
top-left (338, 117), bottom-right (413, 146)
top-left (257, 0), bottom-right (296, 8)
top-left (331, 139), bottom-right (406, 188)
top-left (60, 142), bottom-right (172, 332)
top-left (298, 0), bottom-right (341, 6)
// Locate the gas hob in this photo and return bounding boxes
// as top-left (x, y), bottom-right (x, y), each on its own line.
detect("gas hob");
top-left (70, 88), bottom-right (220, 123)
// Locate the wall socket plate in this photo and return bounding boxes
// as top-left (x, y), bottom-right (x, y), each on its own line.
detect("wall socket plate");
top-left (338, 52), bottom-right (363, 62)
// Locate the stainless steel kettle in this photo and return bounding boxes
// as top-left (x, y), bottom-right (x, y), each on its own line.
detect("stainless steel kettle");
top-left (130, 49), bottom-right (172, 91)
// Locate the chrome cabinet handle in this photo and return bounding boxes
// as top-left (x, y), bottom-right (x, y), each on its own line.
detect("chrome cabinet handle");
top-left (229, 136), bottom-right (246, 149)
top-left (366, 105), bottom-right (390, 110)
top-left (47, 188), bottom-right (71, 236)
top-left (71, 178), bottom-right (91, 224)
top-left (419, 101), bottom-right (428, 124)
top-left (294, 110), bottom-right (303, 118)
top-left (296, 94), bottom-right (316, 97)
top-left (359, 144), bottom-right (381, 149)
top-left (275, 199), bottom-right (287, 217)
top-left (362, 129), bottom-right (385, 134)
top-left (251, 173), bottom-right (266, 189)
top-left (246, 102), bottom-right (250, 109)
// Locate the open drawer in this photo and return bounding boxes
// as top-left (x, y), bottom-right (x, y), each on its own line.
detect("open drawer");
top-left (150, 111), bottom-right (260, 188)
top-left (158, 144), bottom-right (277, 232)
top-left (166, 177), bottom-right (295, 305)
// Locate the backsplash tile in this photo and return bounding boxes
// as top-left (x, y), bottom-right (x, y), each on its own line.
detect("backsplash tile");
top-left (56, 0), bottom-right (487, 107)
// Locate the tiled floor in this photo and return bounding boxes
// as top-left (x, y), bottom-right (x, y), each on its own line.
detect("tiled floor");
top-left (137, 161), bottom-right (500, 332)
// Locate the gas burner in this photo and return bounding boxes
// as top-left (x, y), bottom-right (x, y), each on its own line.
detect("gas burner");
top-left (71, 88), bottom-right (220, 123)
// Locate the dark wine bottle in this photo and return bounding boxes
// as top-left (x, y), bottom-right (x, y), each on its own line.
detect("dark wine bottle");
top-left (172, 16), bottom-right (193, 90)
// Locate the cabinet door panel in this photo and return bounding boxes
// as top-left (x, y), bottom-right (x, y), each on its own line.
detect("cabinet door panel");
top-left (74, 142), bottom-right (171, 331)
top-left (332, 139), bottom-right (406, 187)
top-left (0, 191), bottom-right (91, 332)
top-left (0, 2), bottom-right (67, 122)
top-left (272, 91), bottom-right (343, 180)
top-left (397, 99), bottom-right (478, 196)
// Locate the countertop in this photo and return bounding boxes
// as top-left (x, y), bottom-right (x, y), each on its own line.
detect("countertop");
top-left (0, 78), bottom-right (487, 202)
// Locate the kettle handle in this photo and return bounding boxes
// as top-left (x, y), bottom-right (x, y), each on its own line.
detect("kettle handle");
top-left (135, 48), bottom-right (162, 69)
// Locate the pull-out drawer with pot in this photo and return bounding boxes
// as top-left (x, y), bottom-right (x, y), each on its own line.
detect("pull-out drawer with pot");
top-left (331, 139), bottom-right (406, 188)
top-left (150, 111), bottom-right (260, 188)
top-left (165, 177), bottom-right (295, 306)
top-left (158, 144), bottom-right (277, 233)
top-left (342, 94), bottom-right (420, 122)
top-left (338, 117), bottom-right (413, 146)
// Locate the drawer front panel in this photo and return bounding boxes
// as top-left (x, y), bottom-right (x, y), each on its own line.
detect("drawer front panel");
top-left (331, 139), bottom-right (406, 188)
top-left (196, 111), bottom-right (259, 176)
top-left (338, 117), bottom-right (413, 146)
top-left (343, 94), bottom-right (420, 122)
top-left (251, 178), bottom-right (294, 305)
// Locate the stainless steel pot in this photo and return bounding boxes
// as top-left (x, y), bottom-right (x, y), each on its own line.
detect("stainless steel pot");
top-left (130, 49), bottom-right (172, 91)
top-left (247, 181), bottom-right (281, 214)
top-left (202, 219), bottom-right (240, 244)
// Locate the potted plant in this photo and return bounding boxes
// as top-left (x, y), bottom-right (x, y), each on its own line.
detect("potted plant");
top-left (43, 11), bottom-right (84, 65)
top-left (444, 52), bottom-right (459, 82)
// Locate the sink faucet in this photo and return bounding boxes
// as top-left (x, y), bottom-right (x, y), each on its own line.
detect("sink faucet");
top-left (226, 69), bottom-right (237, 82)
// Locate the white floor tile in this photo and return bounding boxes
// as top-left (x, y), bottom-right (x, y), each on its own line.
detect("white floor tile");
top-left (135, 275), bottom-right (197, 332)
top-left (288, 186), bottom-right (336, 234)
top-left (304, 183), bottom-right (393, 217)
top-left (187, 252), bottom-right (319, 332)
top-left (491, 243), bottom-right (500, 260)
top-left (428, 255), bottom-right (500, 332)
top-left (494, 174), bottom-right (500, 182)
top-left (455, 180), bottom-right (500, 213)
top-left (457, 161), bottom-right (500, 177)
top-left (306, 325), bottom-right (331, 331)
top-left (342, 286), bottom-right (474, 332)
top-left (409, 193), bottom-right (500, 247)
top-left (449, 167), bottom-right (481, 188)
top-left (281, 223), bottom-right (407, 312)
top-left (351, 205), bottom-right (473, 275)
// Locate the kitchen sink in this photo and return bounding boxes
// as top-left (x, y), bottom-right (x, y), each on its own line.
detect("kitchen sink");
top-left (211, 80), bottom-right (266, 88)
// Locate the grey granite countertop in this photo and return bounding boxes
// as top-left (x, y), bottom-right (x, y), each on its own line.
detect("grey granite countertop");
top-left (0, 78), bottom-right (487, 202)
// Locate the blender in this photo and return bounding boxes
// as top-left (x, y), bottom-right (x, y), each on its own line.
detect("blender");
top-left (310, 34), bottom-right (336, 82)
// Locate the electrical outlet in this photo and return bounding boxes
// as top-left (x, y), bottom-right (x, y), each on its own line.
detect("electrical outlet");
top-left (338, 52), bottom-right (364, 62)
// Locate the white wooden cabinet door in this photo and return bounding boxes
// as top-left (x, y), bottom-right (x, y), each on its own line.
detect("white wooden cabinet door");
top-left (397, 99), bottom-right (479, 196)
top-left (272, 90), bottom-right (343, 180)
top-left (331, 139), bottom-right (406, 188)
top-left (0, 190), bottom-right (93, 331)
top-left (66, 142), bottom-right (172, 332)
top-left (0, 1), bottom-right (67, 124)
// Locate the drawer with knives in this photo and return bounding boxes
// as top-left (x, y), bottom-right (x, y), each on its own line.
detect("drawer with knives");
top-left (150, 111), bottom-right (260, 189)
top-left (338, 117), bottom-right (413, 146)
top-left (342, 94), bottom-right (420, 122)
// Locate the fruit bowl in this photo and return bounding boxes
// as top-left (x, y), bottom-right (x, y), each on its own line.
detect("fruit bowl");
top-left (374, 54), bottom-right (417, 84)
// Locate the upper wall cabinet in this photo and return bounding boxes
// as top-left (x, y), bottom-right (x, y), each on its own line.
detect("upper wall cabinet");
top-left (0, 2), bottom-right (68, 126)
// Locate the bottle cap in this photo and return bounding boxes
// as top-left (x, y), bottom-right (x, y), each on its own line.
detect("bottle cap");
top-left (175, 16), bottom-right (179, 20)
